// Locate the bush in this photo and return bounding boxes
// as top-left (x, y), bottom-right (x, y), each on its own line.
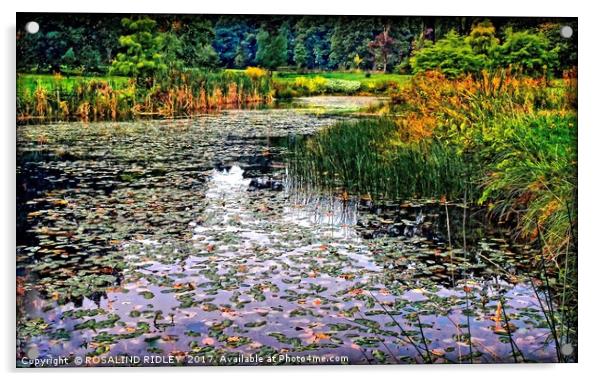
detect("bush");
top-left (410, 22), bottom-right (558, 79)
top-left (410, 31), bottom-right (487, 78)
top-left (293, 76), bottom-right (328, 93)
top-left (493, 29), bottom-right (558, 76)
top-left (478, 113), bottom-right (576, 252)
top-left (324, 79), bottom-right (361, 94)
top-left (245, 66), bottom-right (268, 80)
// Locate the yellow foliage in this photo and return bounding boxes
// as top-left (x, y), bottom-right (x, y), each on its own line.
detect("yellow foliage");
top-left (245, 66), bottom-right (267, 79)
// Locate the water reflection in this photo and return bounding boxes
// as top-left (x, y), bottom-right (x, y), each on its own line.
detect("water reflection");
top-left (17, 107), bottom-right (558, 366)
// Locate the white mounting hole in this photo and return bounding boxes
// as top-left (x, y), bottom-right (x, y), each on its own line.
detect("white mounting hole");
top-left (25, 21), bottom-right (40, 34)
top-left (560, 25), bottom-right (573, 39)
top-left (560, 343), bottom-right (574, 356)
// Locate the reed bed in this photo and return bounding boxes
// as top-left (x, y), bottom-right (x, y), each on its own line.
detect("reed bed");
top-left (17, 68), bottom-right (273, 123)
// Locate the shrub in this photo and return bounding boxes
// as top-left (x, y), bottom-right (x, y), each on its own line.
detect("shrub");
top-left (410, 31), bottom-right (487, 78)
top-left (492, 29), bottom-right (558, 76)
top-left (478, 113), bottom-right (576, 253)
top-left (466, 20), bottom-right (499, 55)
top-left (245, 66), bottom-right (268, 80)
top-left (293, 76), bottom-right (328, 94)
top-left (324, 79), bottom-right (361, 94)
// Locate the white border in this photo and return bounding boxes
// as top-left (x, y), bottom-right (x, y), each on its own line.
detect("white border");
top-left (2, 1), bottom-right (599, 380)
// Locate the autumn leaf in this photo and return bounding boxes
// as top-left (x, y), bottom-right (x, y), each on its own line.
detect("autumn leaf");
top-left (348, 288), bottom-right (365, 296)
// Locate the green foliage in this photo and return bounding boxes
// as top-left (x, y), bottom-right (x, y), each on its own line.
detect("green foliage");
top-left (538, 22), bottom-right (577, 74)
top-left (255, 27), bottom-right (288, 70)
top-left (410, 31), bottom-right (486, 77)
top-left (178, 20), bottom-right (219, 68)
top-left (478, 113), bottom-right (576, 251)
top-left (466, 20), bottom-right (498, 55)
top-left (411, 22), bottom-right (560, 78)
top-left (293, 37), bottom-right (309, 69)
top-left (17, 15), bottom-right (577, 76)
top-left (493, 29), bottom-right (558, 76)
top-left (61, 47), bottom-right (77, 70)
top-left (290, 118), bottom-right (467, 200)
top-left (110, 17), bottom-right (168, 84)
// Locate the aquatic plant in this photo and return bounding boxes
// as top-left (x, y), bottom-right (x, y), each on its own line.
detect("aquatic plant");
top-left (289, 118), bottom-right (467, 200)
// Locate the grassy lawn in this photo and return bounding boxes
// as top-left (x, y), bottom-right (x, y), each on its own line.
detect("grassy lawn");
top-left (224, 69), bottom-right (412, 88)
top-left (17, 73), bottom-right (131, 94)
top-left (273, 71), bottom-right (411, 87)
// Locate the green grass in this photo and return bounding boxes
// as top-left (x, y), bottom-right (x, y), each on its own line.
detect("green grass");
top-left (289, 118), bottom-right (467, 200)
top-left (17, 74), bottom-right (131, 95)
top-left (274, 71), bottom-right (411, 87)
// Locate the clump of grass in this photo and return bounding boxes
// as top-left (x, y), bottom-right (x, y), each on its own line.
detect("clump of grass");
top-left (289, 118), bottom-right (467, 200)
top-left (478, 113), bottom-right (576, 256)
top-left (387, 70), bottom-right (577, 255)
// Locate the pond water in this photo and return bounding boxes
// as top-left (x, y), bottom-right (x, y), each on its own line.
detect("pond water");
top-left (17, 97), bottom-right (558, 366)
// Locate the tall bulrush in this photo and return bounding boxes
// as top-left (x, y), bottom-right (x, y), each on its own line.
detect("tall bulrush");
top-left (16, 68), bottom-right (273, 123)
top-left (33, 83), bottom-right (49, 117)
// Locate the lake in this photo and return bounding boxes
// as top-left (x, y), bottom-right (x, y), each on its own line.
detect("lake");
top-left (16, 97), bottom-right (558, 366)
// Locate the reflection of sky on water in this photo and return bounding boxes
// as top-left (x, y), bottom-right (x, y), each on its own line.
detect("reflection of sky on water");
top-left (17, 109), bottom-right (559, 366)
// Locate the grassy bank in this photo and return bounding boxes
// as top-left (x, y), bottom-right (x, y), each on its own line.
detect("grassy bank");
top-left (17, 68), bottom-right (273, 123)
top-left (17, 70), bottom-right (410, 123)
top-left (295, 69), bottom-right (577, 255)
top-left (272, 71), bottom-right (411, 98)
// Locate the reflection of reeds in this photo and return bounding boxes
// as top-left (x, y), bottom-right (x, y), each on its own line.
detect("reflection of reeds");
top-left (535, 226), bottom-right (563, 361)
top-left (462, 187), bottom-right (474, 363)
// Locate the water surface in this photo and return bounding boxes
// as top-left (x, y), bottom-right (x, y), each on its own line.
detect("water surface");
top-left (17, 99), bottom-right (557, 366)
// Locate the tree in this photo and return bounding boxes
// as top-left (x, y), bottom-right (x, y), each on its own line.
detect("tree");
top-left (538, 22), bottom-right (577, 74)
top-left (493, 29), bottom-right (558, 76)
top-left (466, 20), bottom-right (499, 56)
top-left (368, 26), bottom-right (397, 72)
top-left (410, 30), bottom-right (486, 77)
top-left (179, 19), bottom-right (219, 68)
top-left (110, 17), bottom-right (167, 86)
top-left (161, 31), bottom-right (184, 71)
top-left (293, 36), bottom-right (309, 69)
top-left (255, 27), bottom-right (288, 71)
top-left (61, 47), bottom-right (76, 70)
top-left (234, 45), bottom-right (246, 68)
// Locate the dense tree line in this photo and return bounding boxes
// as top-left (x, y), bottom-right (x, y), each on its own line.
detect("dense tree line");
top-left (17, 14), bottom-right (577, 75)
